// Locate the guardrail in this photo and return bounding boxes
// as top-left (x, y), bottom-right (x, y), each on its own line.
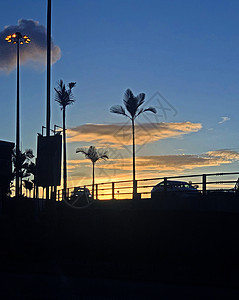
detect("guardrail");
top-left (57, 172), bottom-right (239, 201)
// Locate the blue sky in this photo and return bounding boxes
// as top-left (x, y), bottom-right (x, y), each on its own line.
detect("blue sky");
top-left (1, 0), bottom-right (239, 187)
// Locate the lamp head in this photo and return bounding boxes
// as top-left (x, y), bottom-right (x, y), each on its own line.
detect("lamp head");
top-left (5, 32), bottom-right (30, 45)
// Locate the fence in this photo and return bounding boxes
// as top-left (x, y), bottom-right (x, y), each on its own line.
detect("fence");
top-left (57, 172), bottom-right (239, 201)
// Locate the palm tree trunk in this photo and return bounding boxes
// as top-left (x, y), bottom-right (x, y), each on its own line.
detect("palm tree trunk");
top-left (20, 176), bottom-right (22, 196)
top-left (92, 162), bottom-right (95, 200)
top-left (132, 119), bottom-right (136, 199)
top-left (33, 182), bottom-right (35, 199)
top-left (63, 107), bottom-right (67, 199)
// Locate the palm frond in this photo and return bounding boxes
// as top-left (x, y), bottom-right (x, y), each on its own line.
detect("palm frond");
top-left (123, 98), bottom-right (137, 116)
top-left (99, 154), bottom-right (109, 160)
top-left (58, 79), bottom-right (64, 89)
top-left (110, 105), bottom-right (129, 118)
top-left (24, 149), bottom-right (34, 159)
top-left (76, 148), bottom-right (88, 155)
top-left (124, 89), bottom-right (134, 101)
top-left (123, 91), bottom-right (138, 118)
top-left (143, 107), bottom-right (157, 114)
top-left (97, 149), bottom-right (109, 160)
top-left (68, 82), bottom-right (76, 90)
top-left (136, 93), bottom-right (145, 108)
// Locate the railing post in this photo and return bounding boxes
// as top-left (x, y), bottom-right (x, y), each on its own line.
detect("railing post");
top-left (133, 180), bottom-right (138, 200)
top-left (163, 177), bottom-right (167, 199)
top-left (164, 177), bottom-right (167, 192)
top-left (202, 174), bottom-right (207, 196)
top-left (95, 184), bottom-right (98, 200)
top-left (112, 182), bottom-right (115, 200)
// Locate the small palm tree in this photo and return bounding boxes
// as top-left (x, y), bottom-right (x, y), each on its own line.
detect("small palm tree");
top-left (27, 161), bottom-right (36, 198)
top-left (110, 88), bottom-right (156, 198)
top-left (55, 80), bottom-right (76, 198)
top-left (76, 146), bottom-right (109, 199)
top-left (23, 179), bottom-right (33, 197)
top-left (12, 148), bottom-right (34, 196)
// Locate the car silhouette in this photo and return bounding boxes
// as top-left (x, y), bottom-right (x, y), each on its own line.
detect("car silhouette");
top-left (69, 187), bottom-right (93, 205)
top-left (151, 180), bottom-right (200, 199)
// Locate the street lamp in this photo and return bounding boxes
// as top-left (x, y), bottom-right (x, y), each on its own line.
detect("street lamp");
top-left (5, 32), bottom-right (30, 198)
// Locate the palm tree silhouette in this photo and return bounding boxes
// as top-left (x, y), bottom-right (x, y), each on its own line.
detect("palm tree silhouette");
top-left (12, 148), bottom-right (34, 196)
top-left (12, 149), bottom-right (34, 196)
top-left (23, 179), bottom-right (33, 197)
top-left (110, 88), bottom-right (156, 198)
top-left (27, 161), bottom-right (36, 198)
top-left (76, 146), bottom-right (109, 199)
top-left (55, 80), bottom-right (76, 198)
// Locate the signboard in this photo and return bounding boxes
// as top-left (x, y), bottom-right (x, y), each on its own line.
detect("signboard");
top-left (36, 134), bottom-right (62, 187)
top-left (0, 140), bottom-right (14, 187)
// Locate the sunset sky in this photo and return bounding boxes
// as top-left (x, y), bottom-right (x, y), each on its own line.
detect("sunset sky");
top-left (1, 0), bottom-right (239, 190)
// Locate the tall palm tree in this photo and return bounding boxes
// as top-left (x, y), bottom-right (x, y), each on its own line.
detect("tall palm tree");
top-left (110, 88), bottom-right (156, 199)
top-left (76, 146), bottom-right (109, 199)
top-left (55, 80), bottom-right (76, 198)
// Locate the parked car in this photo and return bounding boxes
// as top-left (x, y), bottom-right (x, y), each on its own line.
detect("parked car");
top-left (151, 180), bottom-right (200, 199)
top-left (69, 187), bottom-right (93, 205)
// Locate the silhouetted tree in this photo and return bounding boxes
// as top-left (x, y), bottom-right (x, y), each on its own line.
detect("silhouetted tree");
top-left (12, 148), bottom-right (35, 196)
top-left (55, 80), bottom-right (76, 198)
top-left (23, 179), bottom-right (33, 197)
top-left (76, 146), bottom-right (109, 199)
top-left (27, 161), bottom-right (36, 198)
top-left (110, 89), bottom-right (156, 198)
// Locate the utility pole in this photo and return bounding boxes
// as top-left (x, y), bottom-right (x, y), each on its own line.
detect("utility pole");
top-left (5, 33), bottom-right (31, 199)
top-left (46, 0), bottom-right (51, 200)
top-left (47, 0), bottom-right (51, 137)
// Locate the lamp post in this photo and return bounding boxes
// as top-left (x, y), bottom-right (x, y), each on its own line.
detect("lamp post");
top-left (46, 0), bottom-right (51, 201)
top-left (5, 32), bottom-right (30, 198)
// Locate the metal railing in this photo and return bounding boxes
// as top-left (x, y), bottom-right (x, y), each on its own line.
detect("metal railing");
top-left (57, 172), bottom-right (239, 201)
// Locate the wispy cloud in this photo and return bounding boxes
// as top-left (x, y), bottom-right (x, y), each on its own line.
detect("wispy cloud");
top-left (0, 19), bottom-right (61, 73)
top-left (207, 149), bottom-right (239, 160)
top-left (67, 122), bottom-right (202, 147)
top-left (219, 116), bottom-right (230, 124)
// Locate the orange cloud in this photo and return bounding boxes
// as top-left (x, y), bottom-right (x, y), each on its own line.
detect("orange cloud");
top-left (69, 152), bottom-right (233, 173)
top-left (65, 150), bottom-right (239, 199)
top-left (67, 150), bottom-right (239, 186)
top-left (207, 150), bottom-right (239, 161)
top-left (67, 122), bottom-right (202, 147)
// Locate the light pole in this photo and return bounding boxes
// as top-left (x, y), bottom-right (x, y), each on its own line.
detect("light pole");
top-left (5, 32), bottom-right (30, 198)
top-left (46, 0), bottom-right (51, 201)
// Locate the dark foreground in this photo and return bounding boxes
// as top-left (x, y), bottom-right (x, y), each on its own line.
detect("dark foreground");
top-left (1, 198), bottom-right (239, 299)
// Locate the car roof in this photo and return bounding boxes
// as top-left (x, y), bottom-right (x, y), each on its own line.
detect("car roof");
top-left (159, 180), bottom-right (189, 185)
